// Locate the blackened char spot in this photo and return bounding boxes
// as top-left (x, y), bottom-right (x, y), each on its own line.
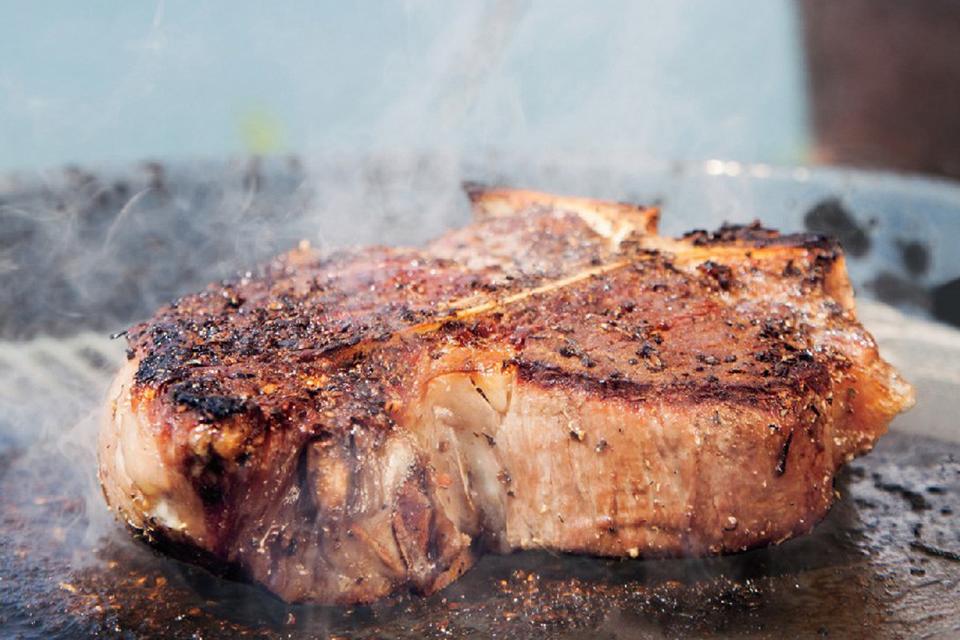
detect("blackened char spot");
top-left (172, 383), bottom-right (247, 421)
top-left (699, 261), bottom-right (734, 290)
top-left (775, 432), bottom-right (793, 476)
top-left (803, 198), bottom-right (871, 257)
top-left (135, 350), bottom-right (187, 385)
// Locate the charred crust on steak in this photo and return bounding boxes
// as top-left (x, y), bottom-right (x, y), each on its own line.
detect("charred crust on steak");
top-left (171, 381), bottom-right (247, 422)
top-left (682, 222), bottom-right (839, 253)
top-left (125, 225), bottom-right (849, 433)
top-left (129, 522), bottom-right (251, 584)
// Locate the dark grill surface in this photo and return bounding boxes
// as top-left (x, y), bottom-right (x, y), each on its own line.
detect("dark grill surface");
top-left (1, 157), bottom-right (959, 638)
top-left (1, 433), bottom-right (957, 639)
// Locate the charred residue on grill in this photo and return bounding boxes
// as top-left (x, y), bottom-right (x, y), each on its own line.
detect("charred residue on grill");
top-left (870, 472), bottom-right (932, 512)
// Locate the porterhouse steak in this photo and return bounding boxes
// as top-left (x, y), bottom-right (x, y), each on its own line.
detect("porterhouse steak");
top-left (99, 186), bottom-right (914, 604)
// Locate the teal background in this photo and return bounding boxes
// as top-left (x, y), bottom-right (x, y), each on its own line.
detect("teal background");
top-left (0, 1), bottom-right (808, 171)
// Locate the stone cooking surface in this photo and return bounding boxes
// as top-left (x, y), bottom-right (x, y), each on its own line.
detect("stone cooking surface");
top-left (1, 430), bottom-right (957, 639)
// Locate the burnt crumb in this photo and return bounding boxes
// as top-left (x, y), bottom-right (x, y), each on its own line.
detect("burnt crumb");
top-left (723, 355), bottom-right (738, 363)
top-left (806, 252), bottom-right (841, 287)
top-left (699, 261), bottom-right (734, 291)
top-left (594, 439), bottom-right (608, 453)
top-left (775, 432), bottom-right (793, 476)
top-left (636, 342), bottom-right (665, 372)
top-left (781, 259), bottom-right (802, 277)
top-left (803, 198), bottom-right (871, 257)
top-left (765, 349), bottom-right (817, 379)
top-left (558, 345), bottom-right (578, 358)
top-left (697, 354), bottom-right (720, 366)
top-left (580, 355), bottom-right (597, 369)
top-left (758, 318), bottom-right (791, 341)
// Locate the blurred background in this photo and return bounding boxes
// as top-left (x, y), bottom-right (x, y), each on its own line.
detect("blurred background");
top-left (0, 0), bottom-right (960, 176)
top-left (1, 0), bottom-right (956, 179)
top-left (3, 0), bottom-right (960, 328)
top-left (0, 0), bottom-right (960, 177)
top-left (0, 1), bottom-right (806, 170)
top-left (4, 0), bottom-right (960, 330)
